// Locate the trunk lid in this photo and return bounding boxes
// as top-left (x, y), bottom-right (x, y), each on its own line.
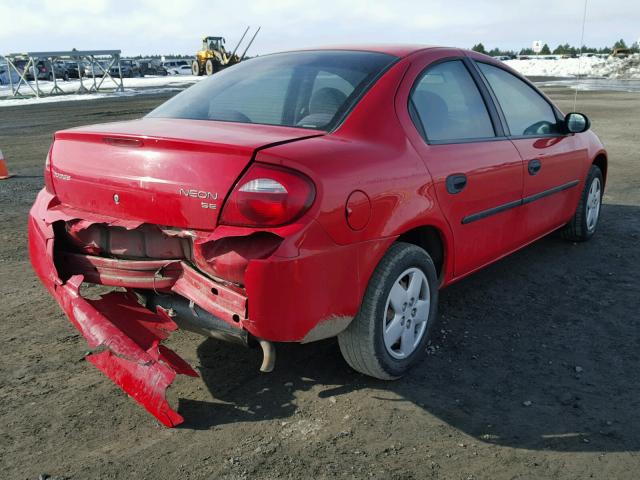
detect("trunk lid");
top-left (50, 118), bottom-right (321, 230)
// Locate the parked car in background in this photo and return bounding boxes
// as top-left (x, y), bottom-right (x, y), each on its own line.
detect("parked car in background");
top-left (62, 61), bottom-right (85, 78)
top-left (30, 45), bottom-right (607, 427)
top-left (167, 64), bottom-right (193, 75)
top-left (110, 59), bottom-right (143, 78)
top-left (83, 61), bottom-right (109, 77)
top-left (163, 59), bottom-right (189, 71)
top-left (0, 62), bottom-right (21, 85)
top-left (9, 58), bottom-right (29, 78)
top-left (26, 60), bottom-right (69, 81)
top-left (139, 59), bottom-right (168, 76)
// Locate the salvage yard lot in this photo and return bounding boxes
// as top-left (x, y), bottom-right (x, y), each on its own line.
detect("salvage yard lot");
top-left (1, 86), bottom-right (639, 479)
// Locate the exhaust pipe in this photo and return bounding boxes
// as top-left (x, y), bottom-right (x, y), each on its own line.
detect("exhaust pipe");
top-left (141, 292), bottom-right (276, 372)
top-left (142, 292), bottom-right (248, 346)
top-left (258, 339), bottom-right (275, 373)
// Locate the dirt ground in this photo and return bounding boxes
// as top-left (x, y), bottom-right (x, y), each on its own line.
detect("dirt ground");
top-left (1, 86), bottom-right (639, 480)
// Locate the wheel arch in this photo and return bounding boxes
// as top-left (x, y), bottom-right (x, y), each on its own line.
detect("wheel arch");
top-left (592, 152), bottom-right (608, 188)
top-left (396, 224), bottom-right (451, 284)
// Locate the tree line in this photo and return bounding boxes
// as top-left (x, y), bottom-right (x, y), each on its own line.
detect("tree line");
top-left (471, 39), bottom-right (638, 56)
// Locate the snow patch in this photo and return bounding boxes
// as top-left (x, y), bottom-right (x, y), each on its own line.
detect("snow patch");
top-left (504, 54), bottom-right (640, 79)
top-left (0, 75), bottom-right (205, 107)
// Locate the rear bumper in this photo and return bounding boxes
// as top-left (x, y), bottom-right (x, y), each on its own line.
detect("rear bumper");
top-left (28, 189), bottom-right (393, 424)
top-left (58, 251), bottom-right (248, 326)
top-left (28, 193), bottom-right (198, 427)
top-left (29, 189), bottom-right (391, 342)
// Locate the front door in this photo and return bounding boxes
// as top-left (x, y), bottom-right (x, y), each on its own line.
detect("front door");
top-left (475, 62), bottom-right (587, 242)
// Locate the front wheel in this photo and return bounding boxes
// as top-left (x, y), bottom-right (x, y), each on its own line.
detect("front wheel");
top-left (192, 60), bottom-right (202, 76)
top-left (338, 242), bottom-right (439, 380)
top-left (560, 165), bottom-right (603, 242)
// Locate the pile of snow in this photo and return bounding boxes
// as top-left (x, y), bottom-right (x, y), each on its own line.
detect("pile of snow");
top-left (504, 54), bottom-right (640, 79)
top-left (536, 78), bottom-right (640, 93)
top-left (0, 75), bottom-right (205, 107)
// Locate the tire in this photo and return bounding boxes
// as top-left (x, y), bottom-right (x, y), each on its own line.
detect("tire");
top-left (192, 60), bottom-right (202, 76)
top-left (48, 73), bottom-right (53, 81)
top-left (338, 242), bottom-right (439, 380)
top-left (205, 59), bottom-right (215, 76)
top-left (560, 165), bottom-right (603, 242)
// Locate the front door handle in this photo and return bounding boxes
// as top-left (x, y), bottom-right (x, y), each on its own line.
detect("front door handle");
top-left (446, 174), bottom-right (467, 194)
top-left (528, 159), bottom-right (542, 176)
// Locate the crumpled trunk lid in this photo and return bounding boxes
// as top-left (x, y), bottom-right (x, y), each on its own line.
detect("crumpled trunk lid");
top-left (50, 118), bottom-right (321, 230)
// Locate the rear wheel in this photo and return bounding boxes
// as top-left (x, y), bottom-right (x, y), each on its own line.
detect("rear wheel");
top-left (338, 242), bottom-right (438, 380)
top-left (560, 165), bottom-right (603, 242)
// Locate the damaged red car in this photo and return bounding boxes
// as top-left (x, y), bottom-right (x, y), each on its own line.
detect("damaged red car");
top-left (29, 45), bottom-right (607, 427)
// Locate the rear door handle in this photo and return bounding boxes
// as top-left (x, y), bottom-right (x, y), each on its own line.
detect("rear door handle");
top-left (446, 174), bottom-right (467, 194)
top-left (528, 159), bottom-right (542, 176)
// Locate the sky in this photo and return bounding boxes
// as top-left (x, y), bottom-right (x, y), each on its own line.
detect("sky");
top-left (0, 0), bottom-right (638, 57)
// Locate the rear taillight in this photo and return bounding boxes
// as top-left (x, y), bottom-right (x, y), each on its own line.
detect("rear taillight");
top-left (44, 148), bottom-right (55, 194)
top-left (220, 164), bottom-right (315, 227)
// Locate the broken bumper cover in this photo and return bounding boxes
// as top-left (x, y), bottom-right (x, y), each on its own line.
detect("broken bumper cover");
top-left (29, 193), bottom-right (202, 426)
top-left (28, 189), bottom-right (392, 426)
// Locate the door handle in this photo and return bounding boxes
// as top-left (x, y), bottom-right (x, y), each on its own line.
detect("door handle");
top-left (446, 174), bottom-right (467, 194)
top-left (528, 159), bottom-right (542, 176)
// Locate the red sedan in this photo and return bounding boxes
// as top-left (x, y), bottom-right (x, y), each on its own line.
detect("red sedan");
top-left (29, 45), bottom-right (607, 426)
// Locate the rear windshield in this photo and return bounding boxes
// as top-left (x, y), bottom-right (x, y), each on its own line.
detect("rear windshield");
top-left (147, 50), bottom-right (396, 131)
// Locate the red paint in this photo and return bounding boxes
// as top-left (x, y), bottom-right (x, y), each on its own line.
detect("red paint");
top-left (28, 45), bottom-right (606, 427)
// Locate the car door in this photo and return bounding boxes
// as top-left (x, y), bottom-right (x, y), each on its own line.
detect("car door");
top-left (398, 53), bottom-right (525, 278)
top-left (473, 60), bottom-right (587, 242)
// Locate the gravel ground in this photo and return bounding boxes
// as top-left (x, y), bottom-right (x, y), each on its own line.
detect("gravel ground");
top-left (0, 87), bottom-right (639, 480)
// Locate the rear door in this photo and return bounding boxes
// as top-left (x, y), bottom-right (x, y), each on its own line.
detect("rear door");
top-left (399, 51), bottom-right (525, 277)
top-left (473, 60), bottom-right (586, 242)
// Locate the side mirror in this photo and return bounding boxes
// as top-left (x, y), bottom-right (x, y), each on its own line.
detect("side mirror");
top-left (564, 112), bottom-right (590, 133)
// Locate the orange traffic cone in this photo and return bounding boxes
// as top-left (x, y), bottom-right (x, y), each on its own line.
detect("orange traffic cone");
top-left (0, 149), bottom-right (12, 179)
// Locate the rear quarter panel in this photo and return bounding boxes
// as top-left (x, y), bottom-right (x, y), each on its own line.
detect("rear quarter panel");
top-left (257, 55), bottom-right (455, 285)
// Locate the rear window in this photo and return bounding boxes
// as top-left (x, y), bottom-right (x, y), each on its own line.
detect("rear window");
top-left (148, 50), bottom-right (396, 131)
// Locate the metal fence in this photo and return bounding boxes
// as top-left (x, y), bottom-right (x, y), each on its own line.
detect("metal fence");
top-left (2, 50), bottom-right (124, 98)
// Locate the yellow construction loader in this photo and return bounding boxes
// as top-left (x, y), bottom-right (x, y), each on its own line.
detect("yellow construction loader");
top-left (192, 27), bottom-right (260, 76)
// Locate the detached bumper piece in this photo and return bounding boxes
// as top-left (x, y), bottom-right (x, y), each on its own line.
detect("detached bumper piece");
top-left (28, 191), bottom-right (249, 427)
top-left (57, 277), bottom-right (198, 427)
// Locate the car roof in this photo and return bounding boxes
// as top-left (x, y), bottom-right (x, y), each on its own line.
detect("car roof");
top-left (296, 44), bottom-right (445, 58)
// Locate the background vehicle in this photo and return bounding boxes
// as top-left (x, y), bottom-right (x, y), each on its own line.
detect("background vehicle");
top-left (191, 27), bottom-right (260, 76)
top-left (0, 61), bottom-right (20, 85)
top-left (611, 47), bottom-right (631, 57)
top-left (163, 59), bottom-right (189, 70)
top-left (109, 59), bottom-right (143, 78)
top-left (139, 59), bottom-right (168, 76)
top-left (62, 61), bottom-right (85, 78)
top-left (167, 64), bottom-right (193, 75)
top-left (26, 60), bottom-right (70, 81)
top-left (83, 61), bottom-right (108, 77)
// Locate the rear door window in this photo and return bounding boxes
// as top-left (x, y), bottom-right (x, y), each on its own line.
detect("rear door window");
top-left (410, 60), bottom-right (495, 142)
